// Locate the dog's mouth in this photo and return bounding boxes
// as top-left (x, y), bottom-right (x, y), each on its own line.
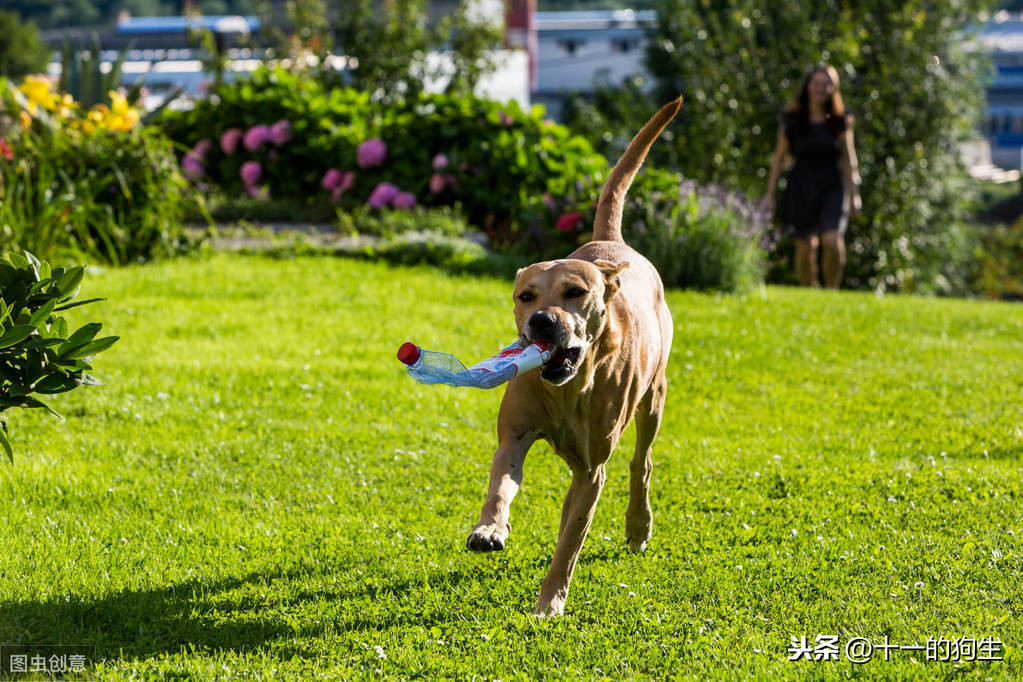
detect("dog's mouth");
top-left (540, 344), bottom-right (582, 383)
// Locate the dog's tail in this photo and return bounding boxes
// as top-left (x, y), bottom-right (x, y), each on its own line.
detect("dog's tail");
top-left (592, 96), bottom-right (683, 243)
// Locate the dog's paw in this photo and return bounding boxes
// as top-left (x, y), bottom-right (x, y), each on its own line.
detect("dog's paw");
top-left (627, 538), bottom-right (648, 553)
top-left (465, 522), bottom-right (510, 553)
top-left (532, 597), bottom-right (565, 618)
top-left (626, 507), bottom-right (652, 553)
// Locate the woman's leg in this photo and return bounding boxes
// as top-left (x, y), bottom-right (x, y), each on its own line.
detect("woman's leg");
top-left (795, 236), bottom-right (819, 287)
top-left (820, 229), bottom-right (845, 289)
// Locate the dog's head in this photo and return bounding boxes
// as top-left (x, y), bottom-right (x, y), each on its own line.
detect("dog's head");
top-left (513, 258), bottom-right (628, 385)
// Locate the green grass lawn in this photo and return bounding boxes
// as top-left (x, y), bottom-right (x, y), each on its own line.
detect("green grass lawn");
top-left (0, 254), bottom-right (1020, 679)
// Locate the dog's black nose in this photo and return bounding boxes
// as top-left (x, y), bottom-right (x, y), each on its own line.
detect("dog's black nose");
top-left (529, 311), bottom-right (557, 330)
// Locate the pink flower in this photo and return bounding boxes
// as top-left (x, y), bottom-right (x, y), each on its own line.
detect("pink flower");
top-left (499, 112), bottom-right (513, 126)
top-left (338, 171), bottom-right (355, 192)
top-left (269, 120), bottom-right (292, 146)
top-left (0, 137), bottom-right (12, 161)
top-left (193, 139), bottom-right (213, 158)
top-left (429, 173), bottom-right (456, 194)
top-left (323, 169), bottom-right (355, 193)
top-left (556, 211), bottom-right (584, 232)
top-left (220, 128), bottom-right (243, 155)
top-left (240, 161), bottom-right (262, 186)
top-left (243, 125), bottom-right (271, 152)
top-left (322, 168), bottom-right (343, 190)
top-left (392, 191), bottom-right (417, 209)
top-left (367, 182), bottom-right (400, 209)
top-left (357, 138), bottom-right (387, 168)
top-left (181, 153), bottom-right (203, 181)
top-left (325, 170), bottom-right (356, 202)
top-left (431, 153), bottom-right (449, 170)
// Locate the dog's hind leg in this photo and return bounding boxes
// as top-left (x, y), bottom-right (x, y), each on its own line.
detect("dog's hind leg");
top-left (534, 464), bottom-right (607, 617)
top-left (626, 378), bottom-right (666, 553)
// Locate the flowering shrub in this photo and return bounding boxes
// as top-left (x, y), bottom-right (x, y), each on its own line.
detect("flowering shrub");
top-left (625, 169), bottom-right (768, 292)
top-left (158, 67), bottom-right (607, 253)
top-left (159, 66), bottom-right (766, 281)
top-left (0, 76), bottom-right (188, 264)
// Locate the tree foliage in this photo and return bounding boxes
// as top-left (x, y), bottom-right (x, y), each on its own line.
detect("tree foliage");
top-left (334, 0), bottom-right (502, 101)
top-left (566, 0), bottom-right (997, 294)
top-left (0, 11), bottom-right (53, 81)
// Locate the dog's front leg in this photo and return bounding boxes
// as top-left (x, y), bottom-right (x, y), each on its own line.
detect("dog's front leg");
top-left (534, 464), bottom-right (607, 617)
top-left (466, 430), bottom-right (536, 553)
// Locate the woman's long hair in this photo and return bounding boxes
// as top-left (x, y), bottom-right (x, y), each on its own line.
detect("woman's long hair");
top-left (785, 65), bottom-right (847, 138)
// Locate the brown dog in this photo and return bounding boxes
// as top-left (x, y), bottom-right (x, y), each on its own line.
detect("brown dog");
top-left (465, 98), bottom-right (682, 616)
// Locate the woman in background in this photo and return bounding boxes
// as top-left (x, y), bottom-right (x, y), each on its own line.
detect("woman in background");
top-left (761, 65), bottom-right (861, 289)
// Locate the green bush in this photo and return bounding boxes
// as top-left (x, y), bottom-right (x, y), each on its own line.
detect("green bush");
top-left (627, 175), bottom-right (766, 292)
top-left (158, 67), bottom-right (607, 252)
top-left (562, 0), bottom-right (995, 295)
top-left (182, 195), bottom-right (338, 225)
top-left (977, 219), bottom-right (1023, 300)
top-left (349, 232), bottom-right (529, 279)
top-left (1, 77), bottom-right (190, 264)
top-left (337, 205), bottom-right (472, 239)
top-left (0, 11), bottom-right (51, 81)
top-left (0, 251), bottom-right (117, 462)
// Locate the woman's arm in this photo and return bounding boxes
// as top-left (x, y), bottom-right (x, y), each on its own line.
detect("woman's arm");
top-left (761, 126), bottom-right (789, 212)
top-left (840, 122), bottom-right (862, 218)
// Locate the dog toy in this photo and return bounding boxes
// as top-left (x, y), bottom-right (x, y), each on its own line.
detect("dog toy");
top-left (397, 340), bottom-right (550, 389)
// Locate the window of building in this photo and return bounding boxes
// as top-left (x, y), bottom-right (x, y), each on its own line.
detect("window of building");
top-left (557, 39), bottom-right (585, 55)
top-left (612, 38), bottom-right (638, 53)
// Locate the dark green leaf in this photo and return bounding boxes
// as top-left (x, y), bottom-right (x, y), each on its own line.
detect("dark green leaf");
top-left (33, 373), bottom-right (80, 394)
top-left (28, 299), bottom-right (56, 329)
top-left (0, 428), bottom-right (11, 464)
top-left (53, 297), bottom-right (105, 312)
top-left (0, 325), bottom-right (36, 349)
top-left (57, 322), bottom-right (101, 358)
top-left (71, 336), bottom-right (119, 360)
top-left (21, 397), bottom-right (63, 420)
top-left (55, 266), bottom-right (85, 299)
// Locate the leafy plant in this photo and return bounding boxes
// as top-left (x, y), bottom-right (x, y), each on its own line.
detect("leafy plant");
top-left (0, 251), bottom-right (117, 462)
top-left (1, 76), bottom-right (190, 264)
top-left (59, 34), bottom-right (133, 110)
top-left (158, 68), bottom-right (609, 251)
top-left (978, 219), bottom-right (1023, 300)
top-left (0, 10), bottom-right (52, 81)
top-left (336, 205), bottom-right (472, 239)
top-left (627, 175), bottom-right (767, 292)
top-left (559, 0), bottom-right (995, 294)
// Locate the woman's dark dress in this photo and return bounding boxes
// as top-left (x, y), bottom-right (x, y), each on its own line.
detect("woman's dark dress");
top-left (781, 112), bottom-right (848, 238)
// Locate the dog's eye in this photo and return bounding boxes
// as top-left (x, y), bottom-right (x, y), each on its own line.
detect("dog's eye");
top-left (565, 287), bottom-right (587, 299)
top-left (517, 292), bottom-right (535, 303)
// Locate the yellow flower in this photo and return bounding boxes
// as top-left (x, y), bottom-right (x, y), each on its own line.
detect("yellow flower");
top-left (102, 91), bottom-right (140, 131)
top-left (88, 104), bottom-right (109, 126)
top-left (19, 110), bottom-right (32, 129)
top-left (18, 75), bottom-right (57, 112)
top-left (109, 90), bottom-right (129, 115)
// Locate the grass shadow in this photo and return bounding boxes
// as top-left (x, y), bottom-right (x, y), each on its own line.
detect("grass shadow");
top-left (0, 561), bottom-right (490, 665)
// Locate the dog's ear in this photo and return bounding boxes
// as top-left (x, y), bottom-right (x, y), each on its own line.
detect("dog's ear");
top-left (593, 259), bottom-right (629, 301)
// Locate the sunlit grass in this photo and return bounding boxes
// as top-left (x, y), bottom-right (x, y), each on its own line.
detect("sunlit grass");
top-left (0, 254), bottom-right (1019, 679)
